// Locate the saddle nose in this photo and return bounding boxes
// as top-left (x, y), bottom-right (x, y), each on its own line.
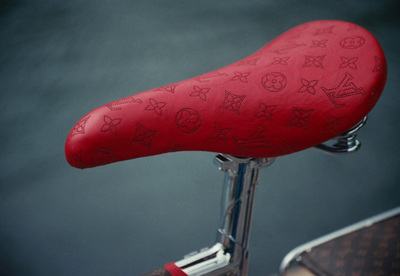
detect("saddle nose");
top-left (65, 20), bottom-right (387, 169)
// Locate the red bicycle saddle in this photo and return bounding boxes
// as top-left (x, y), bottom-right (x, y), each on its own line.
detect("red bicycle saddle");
top-left (65, 20), bottom-right (387, 169)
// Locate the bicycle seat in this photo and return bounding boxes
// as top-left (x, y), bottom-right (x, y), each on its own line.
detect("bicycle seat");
top-left (65, 20), bottom-right (386, 169)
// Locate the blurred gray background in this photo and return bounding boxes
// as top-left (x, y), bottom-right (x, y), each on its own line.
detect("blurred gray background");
top-left (1, 0), bottom-right (399, 275)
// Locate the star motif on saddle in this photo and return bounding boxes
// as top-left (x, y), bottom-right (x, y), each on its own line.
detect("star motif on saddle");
top-left (100, 115), bottom-right (122, 136)
top-left (298, 79), bottom-right (319, 95)
top-left (168, 140), bottom-right (185, 152)
top-left (276, 142), bottom-right (298, 155)
top-left (145, 98), bottom-right (167, 116)
top-left (310, 39), bottom-right (328, 48)
top-left (271, 57), bottom-right (290, 65)
top-left (231, 71), bottom-right (251, 83)
top-left (303, 55), bottom-right (326, 69)
top-left (373, 56), bottom-right (385, 73)
top-left (70, 151), bottom-right (86, 169)
top-left (94, 148), bottom-right (114, 166)
top-left (340, 56), bottom-right (358, 70)
top-left (324, 116), bottom-right (346, 134)
top-left (131, 123), bottom-right (158, 150)
top-left (287, 107), bottom-right (315, 130)
top-left (256, 103), bottom-right (277, 121)
top-left (190, 86), bottom-right (210, 101)
top-left (209, 124), bottom-right (232, 143)
top-left (220, 90), bottom-right (246, 115)
top-left (70, 116), bottom-right (90, 137)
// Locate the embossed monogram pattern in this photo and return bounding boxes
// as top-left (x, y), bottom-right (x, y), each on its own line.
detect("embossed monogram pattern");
top-left (278, 142), bottom-right (298, 155)
top-left (297, 214), bottom-right (400, 276)
top-left (190, 86), bottom-right (209, 101)
top-left (256, 103), bottom-right (277, 121)
top-left (322, 72), bottom-right (366, 109)
top-left (65, 20), bottom-right (386, 168)
top-left (131, 123), bottom-right (158, 150)
top-left (271, 57), bottom-right (290, 65)
top-left (303, 55), bottom-right (326, 68)
top-left (70, 151), bottom-right (85, 169)
top-left (209, 124), bottom-right (232, 143)
top-left (70, 116), bottom-right (90, 137)
top-left (106, 96), bottom-right (142, 111)
top-left (299, 79), bottom-right (319, 95)
top-left (340, 36), bottom-right (365, 49)
top-left (340, 56), bottom-right (358, 70)
top-left (234, 125), bottom-right (273, 150)
top-left (145, 98), bottom-right (167, 116)
top-left (94, 148), bottom-right (114, 166)
top-left (287, 107), bottom-right (315, 130)
top-left (373, 56), bottom-right (385, 73)
top-left (100, 115), bottom-right (122, 135)
top-left (168, 140), bottom-right (185, 152)
top-left (262, 72), bottom-right (287, 92)
top-left (220, 91), bottom-right (246, 115)
top-left (324, 116), bottom-right (346, 134)
top-left (176, 108), bottom-right (202, 133)
top-left (231, 71), bottom-right (251, 83)
top-left (310, 39), bottom-right (328, 48)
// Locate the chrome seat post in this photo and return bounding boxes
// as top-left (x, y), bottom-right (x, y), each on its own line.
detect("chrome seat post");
top-left (174, 155), bottom-right (274, 276)
top-left (213, 154), bottom-right (275, 275)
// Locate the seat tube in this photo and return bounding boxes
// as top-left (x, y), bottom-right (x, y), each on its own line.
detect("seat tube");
top-left (214, 154), bottom-right (274, 275)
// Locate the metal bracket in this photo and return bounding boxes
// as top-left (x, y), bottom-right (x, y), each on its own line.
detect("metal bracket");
top-left (314, 116), bottom-right (368, 155)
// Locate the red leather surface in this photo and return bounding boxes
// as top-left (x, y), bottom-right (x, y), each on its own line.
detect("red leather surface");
top-left (65, 20), bottom-right (387, 169)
